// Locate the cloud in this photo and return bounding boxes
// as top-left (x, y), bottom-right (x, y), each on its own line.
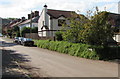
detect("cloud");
top-left (0, 0), bottom-right (119, 18)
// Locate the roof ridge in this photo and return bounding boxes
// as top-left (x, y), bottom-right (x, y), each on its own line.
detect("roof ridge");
top-left (47, 9), bottom-right (74, 12)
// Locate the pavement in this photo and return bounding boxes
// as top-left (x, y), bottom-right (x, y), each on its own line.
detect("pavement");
top-left (0, 37), bottom-right (119, 77)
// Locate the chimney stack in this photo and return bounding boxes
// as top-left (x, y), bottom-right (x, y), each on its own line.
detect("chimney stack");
top-left (44, 4), bottom-right (48, 26)
top-left (31, 12), bottom-right (34, 18)
top-left (21, 17), bottom-right (26, 22)
top-left (28, 14), bottom-right (31, 19)
top-left (34, 11), bottom-right (39, 17)
top-left (17, 19), bottom-right (21, 22)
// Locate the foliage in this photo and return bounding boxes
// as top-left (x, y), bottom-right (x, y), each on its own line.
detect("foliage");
top-left (12, 26), bottom-right (20, 32)
top-left (21, 27), bottom-right (38, 37)
top-left (88, 11), bottom-right (114, 46)
top-left (62, 10), bottom-right (114, 46)
top-left (16, 31), bottom-right (20, 37)
top-left (34, 40), bottom-right (119, 60)
top-left (21, 27), bottom-right (31, 37)
top-left (31, 27), bottom-right (38, 33)
top-left (7, 29), bottom-right (12, 37)
top-left (12, 26), bottom-right (20, 37)
top-left (34, 40), bottom-right (100, 60)
top-left (55, 31), bottom-right (63, 41)
top-left (62, 14), bottom-right (91, 43)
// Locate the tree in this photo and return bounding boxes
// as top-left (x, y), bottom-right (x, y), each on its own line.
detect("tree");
top-left (88, 11), bottom-right (114, 46)
top-left (62, 8), bottom-right (114, 46)
top-left (21, 27), bottom-right (31, 37)
top-left (12, 26), bottom-right (20, 37)
top-left (12, 26), bottom-right (19, 32)
top-left (7, 29), bottom-right (12, 38)
top-left (62, 14), bottom-right (89, 43)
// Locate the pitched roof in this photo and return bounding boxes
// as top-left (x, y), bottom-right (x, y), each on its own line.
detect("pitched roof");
top-left (10, 21), bottom-right (21, 28)
top-left (108, 13), bottom-right (120, 27)
top-left (18, 16), bottom-right (39, 26)
top-left (2, 19), bottom-right (11, 25)
top-left (47, 9), bottom-right (75, 19)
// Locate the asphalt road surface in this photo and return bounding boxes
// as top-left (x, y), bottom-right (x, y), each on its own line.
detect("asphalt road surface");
top-left (0, 37), bottom-right (119, 77)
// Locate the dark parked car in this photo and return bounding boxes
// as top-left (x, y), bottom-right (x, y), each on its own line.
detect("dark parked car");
top-left (13, 37), bottom-right (19, 43)
top-left (21, 38), bottom-right (34, 46)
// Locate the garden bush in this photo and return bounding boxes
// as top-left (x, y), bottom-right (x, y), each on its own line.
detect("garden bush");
top-left (55, 32), bottom-right (63, 41)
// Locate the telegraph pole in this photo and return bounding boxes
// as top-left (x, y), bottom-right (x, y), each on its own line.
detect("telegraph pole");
top-left (30, 10), bottom-right (32, 38)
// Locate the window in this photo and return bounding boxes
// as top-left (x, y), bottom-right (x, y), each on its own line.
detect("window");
top-left (58, 19), bottom-right (66, 26)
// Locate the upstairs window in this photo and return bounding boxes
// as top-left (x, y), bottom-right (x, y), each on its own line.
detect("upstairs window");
top-left (58, 19), bottom-right (66, 26)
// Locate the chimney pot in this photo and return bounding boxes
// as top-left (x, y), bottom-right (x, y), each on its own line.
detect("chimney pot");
top-left (44, 5), bottom-right (47, 7)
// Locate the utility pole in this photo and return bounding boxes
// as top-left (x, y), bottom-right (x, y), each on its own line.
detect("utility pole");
top-left (30, 10), bottom-right (32, 38)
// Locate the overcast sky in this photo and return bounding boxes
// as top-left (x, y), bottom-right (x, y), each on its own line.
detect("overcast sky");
top-left (0, 0), bottom-right (119, 18)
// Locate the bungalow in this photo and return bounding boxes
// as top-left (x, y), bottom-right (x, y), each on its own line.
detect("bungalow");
top-left (38, 5), bottom-right (77, 37)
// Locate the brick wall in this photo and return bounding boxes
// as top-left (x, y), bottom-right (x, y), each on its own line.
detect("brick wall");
top-left (25, 33), bottom-right (55, 40)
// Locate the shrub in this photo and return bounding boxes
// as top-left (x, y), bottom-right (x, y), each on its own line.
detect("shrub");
top-left (34, 40), bottom-right (119, 60)
top-left (55, 32), bottom-right (63, 41)
top-left (34, 40), bottom-right (100, 60)
top-left (31, 27), bottom-right (38, 33)
top-left (16, 31), bottom-right (20, 37)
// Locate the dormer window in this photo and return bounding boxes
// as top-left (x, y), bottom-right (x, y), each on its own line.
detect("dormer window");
top-left (58, 19), bottom-right (66, 26)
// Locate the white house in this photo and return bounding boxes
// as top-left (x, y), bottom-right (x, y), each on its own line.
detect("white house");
top-left (18, 11), bottom-right (39, 30)
top-left (18, 16), bottom-right (39, 30)
top-left (38, 5), bottom-right (75, 37)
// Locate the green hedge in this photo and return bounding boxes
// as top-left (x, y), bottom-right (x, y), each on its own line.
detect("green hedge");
top-left (34, 40), bottom-right (100, 60)
top-left (34, 40), bottom-right (120, 60)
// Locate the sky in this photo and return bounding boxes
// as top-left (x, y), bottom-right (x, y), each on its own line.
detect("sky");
top-left (0, 0), bottom-right (120, 18)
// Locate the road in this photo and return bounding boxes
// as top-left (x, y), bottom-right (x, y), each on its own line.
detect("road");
top-left (0, 37), bottom-right (119, 77)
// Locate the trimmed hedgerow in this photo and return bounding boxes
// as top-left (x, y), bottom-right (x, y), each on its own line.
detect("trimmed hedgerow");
top-left (34, 40), bottom-right (119, 60)
top-left (34, 40), bottom-right (100, 60)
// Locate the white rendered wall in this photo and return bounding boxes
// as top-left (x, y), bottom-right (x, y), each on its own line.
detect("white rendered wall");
top-left (19, 23), bottom-right (38, 30)
top-left (38, 10), bottom-right (44, 32)
top-left (38, 7), bottom-right (49, 37)
top-left (113, 34), bottom-right (120, 42)
top-left (38, 9), bottom-right (70, 37)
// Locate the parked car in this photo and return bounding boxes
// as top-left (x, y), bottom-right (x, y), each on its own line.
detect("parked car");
top-left (13, 37), bottom-right (19, 43)
top-left (18, 37), bottom-right (24, 44)
top-left (0, 33), bottom-right (3, 37)
top-left (21, 38), bottom-right (34, 46)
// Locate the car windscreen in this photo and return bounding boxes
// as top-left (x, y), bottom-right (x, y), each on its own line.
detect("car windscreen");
top-left (23, 38), bottom-right (32, 41)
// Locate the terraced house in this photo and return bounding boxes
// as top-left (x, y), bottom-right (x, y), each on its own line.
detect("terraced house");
top-left (9, 11), bottom-right (39, 30)
top-left (18, 11), bottom-right (39, 30)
